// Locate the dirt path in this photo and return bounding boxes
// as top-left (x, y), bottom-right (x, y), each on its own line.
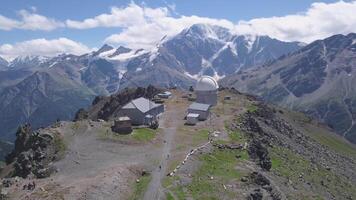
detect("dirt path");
top-left (143, 96), bottom-right (183, 200)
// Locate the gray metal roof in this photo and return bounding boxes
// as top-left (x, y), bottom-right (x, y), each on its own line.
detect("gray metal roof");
top-left (188, 102), bottom-right (210, 111)
top-left (122, 97), bottom-right (161, 113)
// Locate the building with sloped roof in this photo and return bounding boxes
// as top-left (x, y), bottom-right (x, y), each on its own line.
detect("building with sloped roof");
top-left (187, 102), bottom-right (211, 120)
top-left (195, 76), bottom-right (218, 106)
top-left (117, 97), bottom-right (164, 125)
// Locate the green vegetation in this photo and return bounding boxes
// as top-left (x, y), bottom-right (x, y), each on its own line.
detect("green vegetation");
top-left (187, 149), bottom-right (244, 199)
top-left (129, 175), bottom-right (151, 200)
top-left (70, 121), bottom-right (80, 130)
top-left (166, 192), bottom-right (175, 200)
top-left (270, 146), bottom-right (356, 199)
top-left (0, 161), bottom-right (6, 168)
top-left (288, 110), bottom-right (356, 158)
top-left (224, 120), bottom-right (248, 144)
top-left (313, 132), bottom-right (356, 158)
top-left (132, 128), bottom-right (156, 142)
top-left (53, 132), bottom-right (67, 160)
top-left (165, 148), bottom-right (248, 199)
top-left (191, 129), bottom-right (209, 144)
top-left (246, 103), bottom-right (258, 113)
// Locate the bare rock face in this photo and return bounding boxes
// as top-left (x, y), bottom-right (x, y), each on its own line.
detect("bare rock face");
top-left (248, 140), bottom-right (272, 171)
top-left (222, 33), bottom-right (356, 144)
top-left (5, 124), bottom-right (62, 178)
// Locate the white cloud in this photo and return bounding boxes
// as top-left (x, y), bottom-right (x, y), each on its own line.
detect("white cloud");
top-left (66, 1), bottom-right (356, 49)
top-left (0, 15), bottom-right (20, 31)
top-left (0, 38), bottom-right (92, 60)
top-left (233, 1), bottom-right (356, 43)
top-left (66, 3), bottom-right (152, 29)
top-left (0, 9), bottom-right (63, 31)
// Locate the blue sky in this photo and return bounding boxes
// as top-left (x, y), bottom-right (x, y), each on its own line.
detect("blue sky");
top-left (0, 0), bottom-right (355, 60)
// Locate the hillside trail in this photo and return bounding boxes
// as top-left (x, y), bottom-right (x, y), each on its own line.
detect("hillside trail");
top-left (143, 96), bottom-right (183, 200)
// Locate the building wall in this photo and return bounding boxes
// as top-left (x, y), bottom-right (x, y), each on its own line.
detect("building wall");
top-left (187, 109), bottom-right (209, 120)
top-left (186, 116), bottom-right (198, 125)
top-left (146, 104), bottom-right (165, 118)
top-left (117, 108), bottom-right (145, 125)
top-left (196, 90), bottom-right (218, 106)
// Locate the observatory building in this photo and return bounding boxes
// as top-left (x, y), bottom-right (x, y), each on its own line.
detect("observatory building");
top-left (195, 76), bottom-right (218, 106)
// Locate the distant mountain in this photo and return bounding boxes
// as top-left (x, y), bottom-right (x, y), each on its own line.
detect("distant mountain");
top-left (0, 70), bottom-right (95, 141)
top-left (92, 44), bottom-right (114, 57)
top-left (161, 24), bottom-right (302, 76)
top-left (9, 55), bottom-right (50, 69)
top-left (109, 46), bottom-right (131, 58)
top-left (0, 24), bottom-right (302, 144)
top-left (0, 56), bottom-right (8, 70)
top-left (121, 24), bottom-right (301, 87)
top-left (222, 33), bottom-right (356, 143)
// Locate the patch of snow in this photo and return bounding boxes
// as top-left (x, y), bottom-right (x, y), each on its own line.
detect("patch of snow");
top-left (149, 46), bottom-right (160, 62)
top-left (98, 48), bottom-right (116, 58)
top-left (136, 67), bottom-right (142, 72)
top-left (353, 39), bottom-right (356, 45)
top-left (109, 49), bottom-right (148, 62)
top-left (79, 66), bottom-right (88, 71)
top-left (48, 61), bottom-right (57, 68)
top-left (244, 35), bottom-right (257, 53)
top-left (184, 71), bottom-right (200, 80)
top-left (227, 42), bottom-right (237, 56)
top-left (213, 71), bottom-right (225, 80)
top-left (255, 47), bottom-right (265, 55)
top-left (201, 58), bottom-right (212, 68)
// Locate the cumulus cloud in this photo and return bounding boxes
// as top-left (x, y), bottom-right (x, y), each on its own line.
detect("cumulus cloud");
top-left (234, 1), bottom-right (356, 43)
top-left (65, 1), bottom-right (356, 48)
top-left (66, 2), bottom-right (233, 48)
top-left (0, 9), bottom-right (63, 31)
top-left (0, 38), bottom-right (92, 60)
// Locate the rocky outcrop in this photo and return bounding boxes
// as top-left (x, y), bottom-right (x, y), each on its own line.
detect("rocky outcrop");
top-left (248, 139), bottom-right (272, 171)
top-left (243, 171), bottom-right (284, 200)
top-left (222, 33), bottom-right (356, 144)
top-left (237, 102), bottom-right (356, 184)
top-left (5, 124), bottom-right (63, 178)
top-left (75, 85), bottom-right (163, 121)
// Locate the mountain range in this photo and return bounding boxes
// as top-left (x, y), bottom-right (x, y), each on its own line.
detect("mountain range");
top-left (0, 24), bottom-right (302, 145)
top-left (221, 33), bottom-right (356, 143)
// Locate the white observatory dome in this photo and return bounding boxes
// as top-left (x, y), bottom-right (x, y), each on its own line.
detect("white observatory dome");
top-left (195, 76), bottom-right (219, 91)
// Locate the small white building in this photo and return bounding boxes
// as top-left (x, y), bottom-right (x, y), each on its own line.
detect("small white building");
top-left (195, 76), bottom-right (219, 106)
top-left (187, 102), bottom-right (210, 121)
top-left (157, 91), bottom-right (172, 99)
top-left (186, 113), bottom-right (200, 125)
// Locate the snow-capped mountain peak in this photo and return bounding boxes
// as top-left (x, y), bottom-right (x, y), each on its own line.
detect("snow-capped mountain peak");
top-left (181, 24), bottom-right (232, 42)
top-left (9, 55), bottom-right (50, 68)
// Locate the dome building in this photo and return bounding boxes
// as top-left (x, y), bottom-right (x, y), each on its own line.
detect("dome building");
top-left (195, 76), bottom-right (219, 106)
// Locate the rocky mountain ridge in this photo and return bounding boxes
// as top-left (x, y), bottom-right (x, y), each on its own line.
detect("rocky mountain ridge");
top-left (0, 24), bottom-right (302, 145)
top-left (0, 88), bottom-right (355, 199)
top-left (222, 33), bottom-right (356, 144)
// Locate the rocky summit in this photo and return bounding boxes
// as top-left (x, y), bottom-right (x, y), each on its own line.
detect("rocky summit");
top-left (0, 87), bottom-right (355, 199)
top-left (0, 2), bottom-right (356, 199)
